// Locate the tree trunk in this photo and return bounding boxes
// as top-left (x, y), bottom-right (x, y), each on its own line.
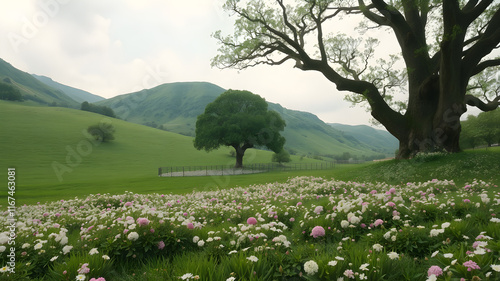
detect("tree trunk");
top-left (234, 145), bottom-right (249, 168)
top-left (235, 149), bottom-right (244, 168)
top-left (395, 74), bottom-right (465, 159)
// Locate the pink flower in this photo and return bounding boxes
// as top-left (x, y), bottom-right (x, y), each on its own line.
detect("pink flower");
top-left (344, 269), bottom-right (355, 279)
top-left (463, 260), bottom-right (480, 271)
top-left (427, 265), bottom-right (443, 277)
top-left (124, 202), bottom-right (133, 207)
top-left (78, 263), bottom-right (90, 274)
top-left (387, 202), bottom-right (396, 207)
top-left (374, 219), bottom-right (384, 227)
top-left (158, 241), bottom-right (165, 250)
top-left (296, 202), bottom-right (302, 207)
top-left (310, 226), bottom-right (325, 238)
top-left (90, 278), bottom-right (106, 281)
top-left (187, 223), bottom-right (195, 229)
top-left (247, 217), bottom-right (258, 225)
top-left (464, 199), bottom-right (471, 203)
top-left (136, 217), bottom-right (150, 227)
top-left (389, 188), bottom-right (396, 194)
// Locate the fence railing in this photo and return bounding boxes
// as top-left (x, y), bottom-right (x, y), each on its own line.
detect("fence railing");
top-left (158, 161), bottom-right (337, 177)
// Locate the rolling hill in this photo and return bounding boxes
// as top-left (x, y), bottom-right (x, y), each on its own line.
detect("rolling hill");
top-left (329, 123), bottom-right (399, 155)
top-left (0, 58), bottom-right (396, 159)
top-left (32, 74), bottom-right (105, 103)
top-left (1, 100), bottom-right (314, 203)
top-left (0, 58), bottom-right (79, 107)
top-left (98, 82), bottom-right (391, 159)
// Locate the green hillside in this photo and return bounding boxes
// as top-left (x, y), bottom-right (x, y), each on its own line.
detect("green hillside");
top-left (32, 74), bottom-right (105, 103)
top-left (98, 82), bottom-right (225, 136)
top-left (98, 82), bottom-right (387, 159)
top-left (329, 123), bottom-right (399, 155)
top-left (0, 59), bottom-right (79, 107)
top-left (1, 101), bottom-right (315, 204)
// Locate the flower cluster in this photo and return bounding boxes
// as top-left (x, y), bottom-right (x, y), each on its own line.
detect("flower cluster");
top-left (0, 176), bottom-right (498, 280)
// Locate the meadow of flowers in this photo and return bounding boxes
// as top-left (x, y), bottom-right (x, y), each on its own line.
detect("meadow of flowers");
top-left (1, 176), bottom-right (500, 280)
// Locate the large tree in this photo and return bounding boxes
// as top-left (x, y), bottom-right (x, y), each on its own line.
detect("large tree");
top-left (194, 89), bottom-right (286, 167)
top-left (212, 0), bottom-right (500, 158)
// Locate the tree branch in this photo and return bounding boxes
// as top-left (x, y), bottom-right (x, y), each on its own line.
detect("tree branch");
top-left (471, 58), bottom-right (500, 76)
top-left (465, 94), bottom-right (500, 111)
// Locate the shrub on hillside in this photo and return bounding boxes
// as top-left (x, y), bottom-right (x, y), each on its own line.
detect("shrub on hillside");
top-left (87, 122), bottom-right (115, 142)
top-left (81, 101), bottom-right (116, 118)
top-left (0, 82), bottom-right (23, 101)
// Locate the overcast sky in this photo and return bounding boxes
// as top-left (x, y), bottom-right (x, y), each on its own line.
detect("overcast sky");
top-left (0, 0), bottom-right (405, 126)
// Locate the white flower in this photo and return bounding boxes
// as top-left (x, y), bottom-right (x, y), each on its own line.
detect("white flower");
top-left (359, 263), bottom-right (369, 271)
top-left (383, 231), bottom-right (392, 240)
top-left (193, 236), bottom-right (200, 243)
top-left (197, 240), bottom-right (205, 247)
top-left (426, 274), bottom-right (437, 281)
top-left (34, 243), bottom-right (43, 250)
top-left (0, 234), bottom-right (9, 244)
top-left (335, 256), bottom-right (345, 260)
top-left (0, 266), bottom-right (9, 273)
top-left (22, 243), bottom-right (31, 249)
top-left (328, 260), bottom-right (338, 266)
top-left (443, 253), bottom-right (453, 258)
top-left (429, 229), bottom-right (444, 237)
top-left (76, 275), bottom-right (86, 281)
top-left (451, 259), bottom-right (457, 265)
top-left (50, 256), bottom-right (58, 262)
top-left (387, 252), bottom-right (399, 260)
top-left (359, 273), bottom-right (367, 280)
top-left (340, 220), bottom-right (350, 228)
top-left (304, 260), bottom-right (319, 275)
top-left (226, 277), bottom-right (236, 281)
top-left (491, 264), bottom-right (500, 272)
top-left (102, 255), bottom-right (110, 260)
top-left (60, 236), bottom-right (68, 245)
top-left (127, 231), bottom-right (139, 241)
top-left (228, 250), bottom-right (238, 255)
top-left (180, 273), bottom-right (193, 280)
top-left (89, 248), bottom-right (99, 255)
top-left (431, 250), bottom-right (439, 258)
top-left (0, 246), bottom-right (5, 253)
top-left (372, 244), bottom-right (383, 252)
top-left (350, 216), bottom-right (360, 224)
top-left (441, 222), bottom-right (451, 229)
top-left (62, 245), bottom-right (73, 255)
top-left (490, 217), bottom-right (500, 223)
top-left (247, 255), bottom-right (259, 263)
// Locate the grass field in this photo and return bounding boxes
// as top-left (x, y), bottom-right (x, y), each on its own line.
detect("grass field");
top-left (0, 101), bottom-right (323, 205)
top-left (1, 101), bottom-right (500, 281)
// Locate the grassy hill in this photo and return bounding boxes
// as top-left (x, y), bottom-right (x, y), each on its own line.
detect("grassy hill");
top-left (98, 82), bottom-right (387, 159)
top-left (0, 58), bottom-right (79, 107)
top-left (32, 74), bottom-right (105, 103)
top-left (329, 123), bottom-right (399, 155)
top-left (0, 101), bottom-right (318, 204)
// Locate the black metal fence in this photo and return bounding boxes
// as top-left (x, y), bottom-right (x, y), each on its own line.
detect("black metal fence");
top-left (158, 161), bottom-right (337, 177)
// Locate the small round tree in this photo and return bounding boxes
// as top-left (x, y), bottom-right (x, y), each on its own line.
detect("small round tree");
top-left (194, 90), bottom-right (286, 168)
top-left (272, 149), bottom-right (291, 165)
top-left (87, 123), bottom-right (115, 142)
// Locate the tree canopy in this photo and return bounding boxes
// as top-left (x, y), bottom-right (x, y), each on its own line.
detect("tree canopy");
top-left (212, 0), bottom-right (500, 158)
top-left (194, 90), bottom-right (286, 167)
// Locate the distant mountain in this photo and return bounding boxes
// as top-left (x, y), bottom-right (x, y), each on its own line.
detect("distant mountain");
top-left (328, 123), bottom-right (398, 155)
top-left (98, 82), bottom-right (390, 159)
top-left (32, 74), bottom-right (105, 103)
top-left (0, 58), bottom-right (79, 107)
